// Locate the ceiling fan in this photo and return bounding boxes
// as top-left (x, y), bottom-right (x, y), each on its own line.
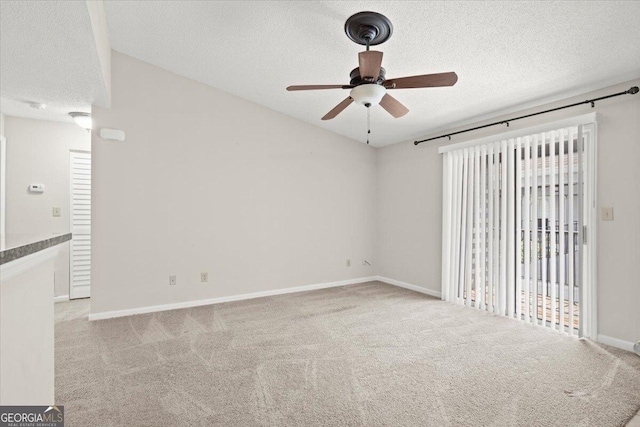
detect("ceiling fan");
top-left (286, 11), bottom-right (458, 142)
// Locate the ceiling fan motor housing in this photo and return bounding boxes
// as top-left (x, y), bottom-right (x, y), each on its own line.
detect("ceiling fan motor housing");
top-left (350, 67), bottom-right (386, 86)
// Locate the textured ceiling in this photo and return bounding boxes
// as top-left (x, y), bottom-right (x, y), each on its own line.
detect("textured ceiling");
top-left (103, 1), bottom-right (640, 146)
top-left (0, 1), bottom-right (106, 124)
top-left (2, 2), bottom-right (639, 145)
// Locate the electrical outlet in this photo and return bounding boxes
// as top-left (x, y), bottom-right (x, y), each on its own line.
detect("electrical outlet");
top-left (346, 259), bottom-right (351, 267)
top-left (169, 275), bottom-right (176, 286)
top-left (601, 207), bottom-right (614, 221)
top-left (201, 272), bottom-right (208, 283)
top-left (52, 207), bottom-right (61, 217)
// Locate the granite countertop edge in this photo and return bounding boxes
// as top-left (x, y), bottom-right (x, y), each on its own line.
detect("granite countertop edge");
top-left (0, 233), bottom-right (72, 265)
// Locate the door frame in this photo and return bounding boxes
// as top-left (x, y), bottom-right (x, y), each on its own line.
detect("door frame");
top-left (580, 122), bottom-right (598, 340)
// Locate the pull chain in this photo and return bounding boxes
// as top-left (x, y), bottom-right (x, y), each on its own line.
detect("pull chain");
top-left (366, 105), bottom-right (371, 145)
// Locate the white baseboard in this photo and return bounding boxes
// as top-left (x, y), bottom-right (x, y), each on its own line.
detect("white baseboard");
top-left (54, 295), bottom-right (70, 303)
top-left (88, 276), bottom-right (378, 321)
top-left (375, 276), bottom-right (442, 299)
top-left (597, 334), bottom-right (636, 353)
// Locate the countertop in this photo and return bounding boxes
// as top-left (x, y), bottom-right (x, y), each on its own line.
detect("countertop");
top-left (0, 233), bottom-right (72, 265)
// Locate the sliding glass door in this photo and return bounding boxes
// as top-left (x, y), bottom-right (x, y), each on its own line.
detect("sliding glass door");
top-left (441, 122), bottom-right (597, 337)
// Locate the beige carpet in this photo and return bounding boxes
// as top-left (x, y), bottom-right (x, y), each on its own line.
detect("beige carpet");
top-left (55, 281), bottom-right (640, 426)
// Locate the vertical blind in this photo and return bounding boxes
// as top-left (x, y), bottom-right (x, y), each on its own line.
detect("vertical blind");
top-left (441, 124), bottom-right (594, 335)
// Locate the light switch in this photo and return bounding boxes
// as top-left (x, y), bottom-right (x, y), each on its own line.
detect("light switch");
top-left (52, 207), bottom-right (61, 217)
top-left (601, 207), bottom-right (614, 221)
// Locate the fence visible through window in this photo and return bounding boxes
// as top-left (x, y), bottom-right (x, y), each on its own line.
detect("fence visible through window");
top-left (520, 220), bottom-right (580, 329)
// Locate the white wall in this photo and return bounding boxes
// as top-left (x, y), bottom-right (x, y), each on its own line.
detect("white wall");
top-left (0, 253), bottom-right (56, 405)
top-left (1, 113), bottom-right (5, 237)
top-left (375, 136), bottom-right (442, 291)
top-left (4, 116), bottom-right (91, 297)
top-left (376, 79), bottom-right (640, 344)
top-left (90, 52), bottom-right (376, 315)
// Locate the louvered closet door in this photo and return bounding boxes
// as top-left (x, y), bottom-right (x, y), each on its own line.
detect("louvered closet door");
top-left (70, 151), bottom-right (91, 299)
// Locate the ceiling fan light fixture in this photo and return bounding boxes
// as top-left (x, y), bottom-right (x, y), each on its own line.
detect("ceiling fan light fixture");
top-left (69, 112), bottom-right (92, 130)
top-left (350, 84), bottom-right (386, 107)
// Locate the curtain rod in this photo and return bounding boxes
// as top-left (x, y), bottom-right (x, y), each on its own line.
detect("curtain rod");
top-left (414, 86), bottom-right (639, 146)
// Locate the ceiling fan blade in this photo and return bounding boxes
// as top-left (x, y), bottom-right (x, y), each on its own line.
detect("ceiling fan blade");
top-left (379, 94), bottom-right (409, 118)
top-left (321, 97), bottom-right (354, 120)
top-left (385, 72), bottom-right (458, 89)
top-left (358, 51), bottom-right (383, 80)
top-left (287, 84), bottom-right (352, 91)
